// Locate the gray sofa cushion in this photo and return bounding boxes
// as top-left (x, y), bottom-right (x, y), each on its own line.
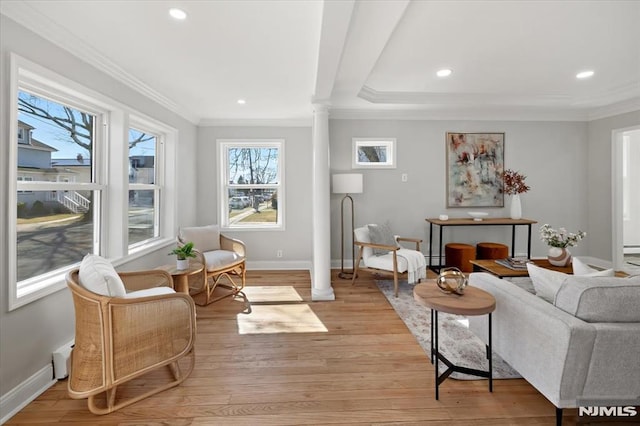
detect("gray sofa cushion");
top-left (554, 275), bottom-right (640, 322)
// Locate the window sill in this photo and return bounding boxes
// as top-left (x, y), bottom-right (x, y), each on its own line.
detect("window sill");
top-left (10, 237), bottom-right (176, 311)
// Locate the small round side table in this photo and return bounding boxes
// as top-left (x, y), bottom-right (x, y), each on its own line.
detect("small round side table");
top-left (156, 262), bottom-right (204, 294)
top-left (414, 280), bottom-right (496, 400)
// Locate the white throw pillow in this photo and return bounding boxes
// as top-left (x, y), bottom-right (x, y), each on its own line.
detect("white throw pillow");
top-left (527, 262), bottom-right (569, 303)
top-left (179, 224), bottom-right (220, 253)
top-left (572, 257), bottom-right (615, 277)
top-left (78, 254), bottom-right (126, 297)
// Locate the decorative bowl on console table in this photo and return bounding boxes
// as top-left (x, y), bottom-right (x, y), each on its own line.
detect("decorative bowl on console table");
top-left (468, 212), bottom-right (489, 221)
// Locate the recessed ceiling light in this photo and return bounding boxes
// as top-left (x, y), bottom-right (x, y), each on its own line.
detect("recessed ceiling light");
top-left (576, 70), bottom-right (594, 79)
top-left (169, 8), bottom-right (187, 20)
top-left (237, 99), bottom-right (246, 105)
top-left (436, 69), bottom-right (452, 77)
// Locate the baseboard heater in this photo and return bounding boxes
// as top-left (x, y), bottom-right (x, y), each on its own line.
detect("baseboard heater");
top-left (52, 340), bottom-right (74, 379)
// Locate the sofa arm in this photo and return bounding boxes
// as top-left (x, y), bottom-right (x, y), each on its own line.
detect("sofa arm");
top-left (581, 322), bottom-right (640, 402)
top-left (468, 272), bottom-right (596, 409)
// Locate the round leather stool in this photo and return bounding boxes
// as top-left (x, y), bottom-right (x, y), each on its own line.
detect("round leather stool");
top-left (444, 243), bottom-right (475, 272)
top-left (476, 242), bottom-right (509, 260)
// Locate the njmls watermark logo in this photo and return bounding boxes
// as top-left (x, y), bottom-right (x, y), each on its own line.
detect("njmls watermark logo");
top-left (577, 397), bottom-right (640, 424)
top-left (579, 406), bottom-right (638, 417)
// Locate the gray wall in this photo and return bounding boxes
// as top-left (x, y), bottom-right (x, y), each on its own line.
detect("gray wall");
top-left (0, 16), bottom-right (198, 396)
top-left (196, 126), bottom-right (313, 264)
top-left (329, 119), bottom-right (591, 261)
top-left (586, 110), bottom-right (640, 260)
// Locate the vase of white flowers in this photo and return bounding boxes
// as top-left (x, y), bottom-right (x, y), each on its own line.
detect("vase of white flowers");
top-left (539, 224), bottom-right (586, 267)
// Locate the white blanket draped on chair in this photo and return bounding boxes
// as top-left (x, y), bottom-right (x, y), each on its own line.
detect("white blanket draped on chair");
top-left (397, 248), bottom-right (426, 284)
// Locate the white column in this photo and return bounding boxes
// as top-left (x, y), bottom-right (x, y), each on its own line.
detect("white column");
top-left (311, 103), bottom-right (335, 301)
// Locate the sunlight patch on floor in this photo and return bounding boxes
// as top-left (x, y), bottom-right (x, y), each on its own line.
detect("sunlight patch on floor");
top-left (241, 285), bottom-right (303, 303)
top-left (237, 304), bottom-right (328, 334)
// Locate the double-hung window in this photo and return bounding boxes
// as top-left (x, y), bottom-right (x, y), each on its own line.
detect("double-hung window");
top-left (218, 139), bottom-right (284, 230)
top-left (14, 88), bottom-right (103, 300)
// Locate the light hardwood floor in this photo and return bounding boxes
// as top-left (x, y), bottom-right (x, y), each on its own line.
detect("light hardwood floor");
top-left (7, 270), bottom-right (577, 425)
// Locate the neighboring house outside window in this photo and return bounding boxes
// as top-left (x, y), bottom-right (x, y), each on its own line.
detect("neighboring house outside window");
top-left (218, 139), bottom-right (284, 230)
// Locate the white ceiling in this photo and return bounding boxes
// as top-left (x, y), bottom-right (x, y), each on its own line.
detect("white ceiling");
top-left (2, 0), bottom-right (639, 124)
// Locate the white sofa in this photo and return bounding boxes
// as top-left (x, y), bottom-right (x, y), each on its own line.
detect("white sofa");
top-left (467, 271), bottom-right (640, 425)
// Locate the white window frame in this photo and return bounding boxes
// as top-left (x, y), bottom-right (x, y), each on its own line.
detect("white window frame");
top-left (7, 53), bottom-right (177, 311)
top-left (127, 116), bottom-right (167, 252)
top-left (217, 139), bottom-right (285, 231)
top-left (352, 137), bottom-right (397, 169)
top-left (17, 127), bottom-right (26, 144)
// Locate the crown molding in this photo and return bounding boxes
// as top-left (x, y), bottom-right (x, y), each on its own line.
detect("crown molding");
top-left (358, 85), bottom-right (571, 106)
top-left (572, 81), bottom-right (640, 109)
top-left (587, 97), bottom-right (640, 121)
top-left (328, 107), bottom-right (590, 122)
top-left (1, 4), bottom-right (200, 125)
top-left (199, 118), bottom-right (312, 127)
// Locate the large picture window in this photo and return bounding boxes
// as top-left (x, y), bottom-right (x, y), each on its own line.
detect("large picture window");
top-left (218, 139), bottom-right (284, 230)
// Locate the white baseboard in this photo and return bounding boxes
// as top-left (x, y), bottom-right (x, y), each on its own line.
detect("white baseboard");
top-left (1, 364), bottom-right (56, 424)
top-left (246, 260), bottom-right (312, 270)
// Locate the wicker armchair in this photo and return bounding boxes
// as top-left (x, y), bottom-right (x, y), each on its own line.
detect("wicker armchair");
top-left (66, 268), bottom-right (196, 415)
top-left (178, 224), bottom-right (246, 306)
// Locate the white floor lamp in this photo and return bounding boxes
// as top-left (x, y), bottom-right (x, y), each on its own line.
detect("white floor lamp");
top-left (332, 173), bottom-right (363, 279)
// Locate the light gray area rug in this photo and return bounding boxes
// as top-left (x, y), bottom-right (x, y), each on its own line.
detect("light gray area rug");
top-left (376, 280), bottom-right (521, 380)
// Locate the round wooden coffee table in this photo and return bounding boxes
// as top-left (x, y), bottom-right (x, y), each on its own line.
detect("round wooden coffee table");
top-left (414, 281), bottom-right (496, 400)
top-left (156, 263), bottom-right (204, 294)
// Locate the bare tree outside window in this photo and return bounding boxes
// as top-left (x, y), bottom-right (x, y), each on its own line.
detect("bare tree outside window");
top-left (221, 141), bottom-right (283, 228)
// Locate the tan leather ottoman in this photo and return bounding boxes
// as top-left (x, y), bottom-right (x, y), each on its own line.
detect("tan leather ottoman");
top-left (445, 243), bottom-right (476, 272)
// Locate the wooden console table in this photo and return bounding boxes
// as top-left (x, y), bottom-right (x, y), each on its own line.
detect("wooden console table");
top-left (425, 217), bottom-right (537, 273)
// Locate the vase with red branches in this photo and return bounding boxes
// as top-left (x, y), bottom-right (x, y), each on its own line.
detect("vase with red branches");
top-left (502, 169), bottom-right (530, 219)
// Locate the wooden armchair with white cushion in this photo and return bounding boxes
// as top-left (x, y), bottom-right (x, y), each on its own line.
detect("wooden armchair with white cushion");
top-left (66, 254), bottom-right (196, 415)
top-left (178, 224), bottom-right (246, 305)
top-left (352, 223), bottom-right (426, 297)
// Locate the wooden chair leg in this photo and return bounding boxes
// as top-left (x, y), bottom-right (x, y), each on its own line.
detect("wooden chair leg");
top-left (392, 251), bottom-right (399, 297)
top-left (351, 247), bottom-right (363, 286)
top-left (86, 350), bottom-right (195, 415)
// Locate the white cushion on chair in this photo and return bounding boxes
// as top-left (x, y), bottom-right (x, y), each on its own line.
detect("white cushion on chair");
top-left (123, 287), bottom-right (176, 299)
top-left (203, 250), bottom-right (244, 271)
top-left (79, 254), bottom-right (126, 297)
top-left (366, 253), bottom-right (409, 273)
top-left (179, 225), bottom-right (220, 252)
